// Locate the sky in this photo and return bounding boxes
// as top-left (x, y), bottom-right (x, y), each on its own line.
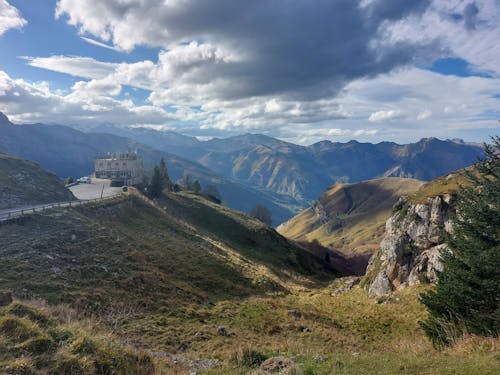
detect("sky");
top-left (0, 0), bottom-right (499, 145)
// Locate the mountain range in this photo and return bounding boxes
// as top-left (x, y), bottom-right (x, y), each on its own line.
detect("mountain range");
top-left (92, 124), bottom-right (484, 206)
top-left (0, 112), bottom-right (484, 225)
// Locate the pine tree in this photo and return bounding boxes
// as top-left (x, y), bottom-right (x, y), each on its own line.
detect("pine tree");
top-left (149, 166), bottom-right (163, 198)
top-left (158, 157), bottom-right (172, 191)
top-left (420, 136), bottom-right (500, 347)
top-left (193, 180), bottom-right (201, 194)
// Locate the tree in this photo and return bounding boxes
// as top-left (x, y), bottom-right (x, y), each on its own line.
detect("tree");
top-left (181, 174), bottom-right (194, 190)
top-left (419, 136), bottom-right (500, 347)
top-left (192, 180), bottom-right (201, 194)
top-left (158, 157), bottom-right (172, 191)
top-left (148, 166), bottom-right (163, 198)
top-left (203, 184), bottom-right (222, 204)
top-left (250, 205), bottom-right (272, 226)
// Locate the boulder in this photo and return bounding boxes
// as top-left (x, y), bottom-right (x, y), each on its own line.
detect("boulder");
top-left (260, 357), bottom-right (293, 372)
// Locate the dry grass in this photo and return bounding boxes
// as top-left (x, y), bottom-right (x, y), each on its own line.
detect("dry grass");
top-left (278, 178), bottom-right (423, 254)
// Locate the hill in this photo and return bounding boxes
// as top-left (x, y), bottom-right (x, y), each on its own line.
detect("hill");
top-left (0, 152), bottom-right (74, 209)
top-left (0, 113), bottom-right (297, 224)
top-left (0, 185), bottom-right (497, 373)
top-left (278, 178), bottom-right (424, 267)
top-left (94, 124), bottom-right (484, 207)
top-left (0, 190), bottom-right (334, 309)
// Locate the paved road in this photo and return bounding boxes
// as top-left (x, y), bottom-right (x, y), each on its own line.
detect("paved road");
top-left (0, 179), bottom-right (122, 221)
top-left (69, 178), bottom-right (122, 200)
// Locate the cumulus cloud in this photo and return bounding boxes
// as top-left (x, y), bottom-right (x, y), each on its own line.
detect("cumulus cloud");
top-left (368, 109), bottom-right (404, 122)
top-left (0, 0), bottom-right (27, 36)
top-left (55, 0), bottom-right (433, 101)
top-left (417, 109), bottom-right (432, 120)
top-left (0, 70), bottom-right (176, 126)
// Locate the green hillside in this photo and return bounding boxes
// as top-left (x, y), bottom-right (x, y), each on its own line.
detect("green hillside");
top-left (0, 188), bottom-right (497, 373)
top-left (0, 191), bottom-right (332, 308)
top-left (0, 153), bottom-right (74, 209)
top-left (278, 178), bottom-right (423, 256)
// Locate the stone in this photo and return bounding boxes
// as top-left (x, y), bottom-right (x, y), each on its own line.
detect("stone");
top-left (367, 194), bottom-right (456, 295)
top-left (368, 271), bottom-right (392, 297)
top-left (217, 326), bottom-right (228, 336)
top-left (287, 309), bottom-right (302, 319)
top-left (0, 292), bottom-right (12, 306)
top-left (260, 357), bottom-right (293, 372)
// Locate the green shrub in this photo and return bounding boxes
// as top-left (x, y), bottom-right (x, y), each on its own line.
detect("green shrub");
top-left (231, 347), bottom-right (268, 368)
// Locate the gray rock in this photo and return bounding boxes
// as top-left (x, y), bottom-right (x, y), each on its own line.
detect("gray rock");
top-left (217, 326), bottom-right (228, 336)
top-left (287, 309), bottom-right (302, 319)
top-left (366, 194), bottom-right (456, 295)
top-left (369, 271), bottom-right (392, 297)
top-left (260, 357), bottom-right (293, 372)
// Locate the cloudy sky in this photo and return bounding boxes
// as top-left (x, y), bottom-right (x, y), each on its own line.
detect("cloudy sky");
top-left (0, 0), bottom-right (499, 144)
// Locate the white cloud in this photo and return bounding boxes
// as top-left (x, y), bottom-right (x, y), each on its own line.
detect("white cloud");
top-left (387, 0), bottom-right (500, 76)
top-left (80, 36), bottom-right (121, 51)
top-left (0, 70), bottom-right (176, 126)
top-left (368, 109), bottom-right (404, 122)
top-left (24, 56), bottom-right (117, 80)
top-left (417, 109), bottom-right (432, 120)
top-left (0, 0), bottom-right (27, 36)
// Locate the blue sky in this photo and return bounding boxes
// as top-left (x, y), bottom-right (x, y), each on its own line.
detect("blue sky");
top-left (0, 0), bottom-right (499, 144)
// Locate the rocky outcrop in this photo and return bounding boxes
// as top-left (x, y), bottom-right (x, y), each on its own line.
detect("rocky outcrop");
top-left (366, 194), bottom-right (456, 296)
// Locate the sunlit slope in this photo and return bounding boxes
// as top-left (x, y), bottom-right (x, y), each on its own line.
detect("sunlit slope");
top-left (278, 177), bottom-right (423, 253)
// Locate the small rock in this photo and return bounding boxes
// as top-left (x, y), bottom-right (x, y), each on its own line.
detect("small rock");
top-left (313, 354), bottom-right (326, 362)
top-left (260, 357), bottom-right (293, 372)
top-left (71, 234), bottom-right (77, 241)
top-left (217, 326), bottom-right (228, 336)
top-left (0, 292), bottom-right (12, 306)
top-left (287, 309), bottom-right (302, 319)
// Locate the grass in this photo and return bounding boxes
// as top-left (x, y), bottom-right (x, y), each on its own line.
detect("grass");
top-left (278, 178), bottom-right (423, 255)
top-left (0, 152), bottom-right (74, 209)
top-left (0, 300), bottom-right (156, 374)
top-left (0, 189), bottom-right (497, 373)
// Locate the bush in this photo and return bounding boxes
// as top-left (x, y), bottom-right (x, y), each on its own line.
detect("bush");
top-left (231, 347), bottom-right (268, 368)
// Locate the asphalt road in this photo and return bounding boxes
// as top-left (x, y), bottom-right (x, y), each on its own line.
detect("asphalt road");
top-left (69, 178), bottom-right (122, 200)
top-left (0, 179), bottom-right (122, 221)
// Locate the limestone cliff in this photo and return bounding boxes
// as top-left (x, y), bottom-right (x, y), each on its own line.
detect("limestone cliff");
top-left (366, 194), bottom-right (456, 296)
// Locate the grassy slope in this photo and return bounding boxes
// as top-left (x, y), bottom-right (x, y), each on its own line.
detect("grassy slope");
top-left (278, 178), bottom-right (423, 254)
top-left (0, 189), bottom-right (496, 374)
top-left (0, 192), bottom-right (332, 308)
top-left (0, 153), bottom-right (74, 209)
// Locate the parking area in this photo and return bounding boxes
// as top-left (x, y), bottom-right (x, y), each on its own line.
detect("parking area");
top-left (69, 178), bottom-right (122, 200)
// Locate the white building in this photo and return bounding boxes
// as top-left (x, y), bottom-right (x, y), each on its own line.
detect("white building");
top-left (94, 152), bottom-right (144, 186)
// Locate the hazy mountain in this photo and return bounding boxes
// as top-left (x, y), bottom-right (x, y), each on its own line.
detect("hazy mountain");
top-left (0, 113), bottom-right (295, 224)
top-left (93, 124), bottom-right (484, 206)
